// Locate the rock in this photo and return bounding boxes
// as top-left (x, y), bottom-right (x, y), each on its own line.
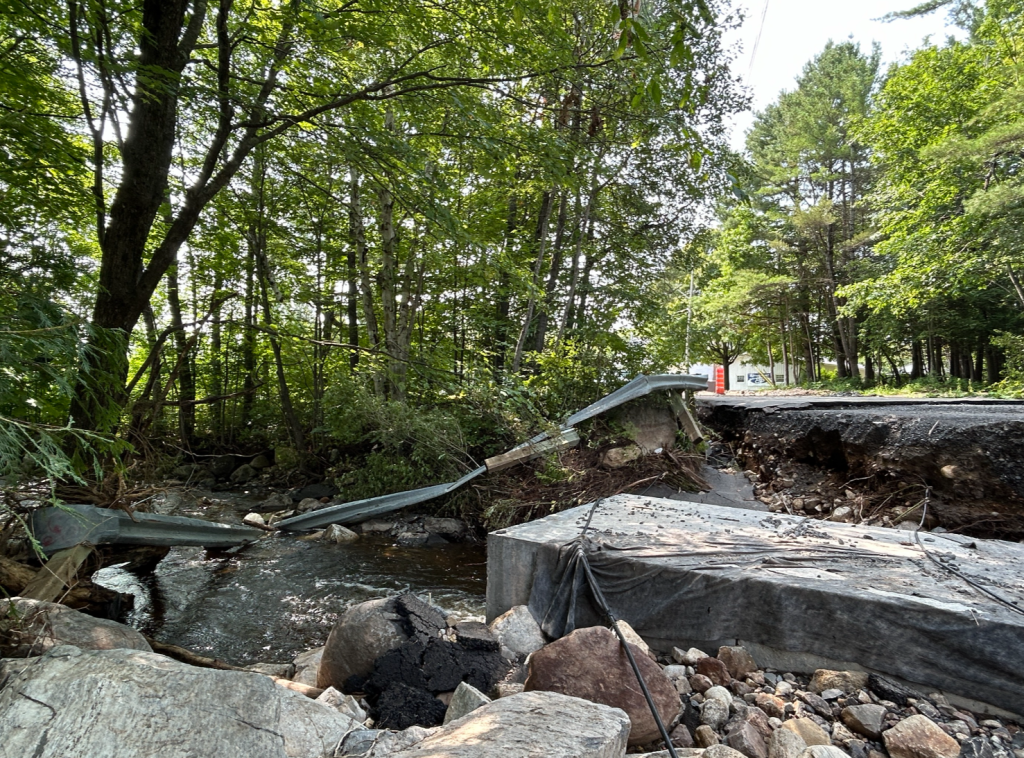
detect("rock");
top-left (676, 647), bottom-right (711, 666)
top-left (781, 719), bottom-right (832, 746)
top-left (843, 704), bottom-right (888, 740)
top-left (389, 691), bottom-right (631, 758)
top-left (697, 725), bottom-right (722, 747)
top-left (698, 656), bottom-right (733, 686)
top-left (959, 737), bottom-right (996, 758)
top-left (618, 619), bottom-right (656, 660)
top-left (423, 517), bottom-right (467, 541)
top-left (884, 715), bottom-right (962, 758)
top-left (443, 681), bottom-right (492, 724)
top-left (810, 669), bottom-right (869, 694)
top-left (755, 693), bottom-right (786, 719)
top-left (243, 512), bottom-right (266, 527)
top-left (297, 497), bottom-right (322, 512)
top-left (601, 444), bottom-right (644, 468)
top-left (727, 721), bottom-right (769, 758)
top-left (318, 598), bottom-right (410, 689)
top-left (868, 674), bottom-right (920, 706)
top-left (665, 665), bottom-right (694, 696)
top-left (245, 661), bottom-right (294, 678)
top-left (702, 698), bottom-right (730, 731)
top-left (260, 491), bottom-right (293, 510)
top-left (488, 605), bottom-right (546, 657)
top-left (493, 681), bottom-right (524, 698)
top-left (673, 724), bottom-right (696, 748)
top-left (800, 690), bottom-right (834, 717)
top-left (821, 688), bottom-right (844, 700)
top-left (706, 685), bottom-right (733, 705)
top-left (360, 519), bottom-right (395, 533)
top-left (323, 523), bottom-right (359, 543)
top-left (799, 748), bottom-right (850, 758)
top-left (396, 530), bottom-right (430, 547)
top-left (210, 454), bottom-right (236, 478)
top-left (317, 686), bottom-right (368, 722)
top-left (229, 463), bottom-right (258, 484)
top-left (831, 506), bottom-right (854, 522)
top-left (832, 724), bottom-right (857, 745)
top-left (742, 706), bottom-right (773, 742)
top-left (719, 646), bottom-right (758, 679)
top-left (524, 625), bottom-right (679, 747)
top-left (275, 446), bottom-right (301, 470)
top-left (293, 645), bottom-right (325, 686)
top-left (691, 673), bottom-right (715, 693)
top-left (250, 454), bottom-right (271, 469)
top-left (770, 727), bottom-right (810, 758)
top-left (705, 745), bottom-right (749, 758)
top-left (0, 645), bottom-right (357, 757)
top-left (339, 726), bottom-right (438, 757)
top-left (731, 680), bottom-right (754, 697)
top-left (0, 598), bottom-right (152, 658)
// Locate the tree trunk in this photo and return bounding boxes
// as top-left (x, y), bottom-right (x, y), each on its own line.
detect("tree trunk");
top-left (351, 169), bottom-right (382, 396)
top-left (167, 260), bottom-right (196, 446)
top-left (533, 189), bottom-right (571, 353)
top-left (512, 190), bottom-right (554, 373)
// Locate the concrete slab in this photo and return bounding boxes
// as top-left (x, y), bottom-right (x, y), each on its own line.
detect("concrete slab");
top-left (487, 495), bottom-right (1024, 717)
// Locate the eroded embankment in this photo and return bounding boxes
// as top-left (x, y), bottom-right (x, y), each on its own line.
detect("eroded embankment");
top-left (699, 398), bottom-right (1024, 540)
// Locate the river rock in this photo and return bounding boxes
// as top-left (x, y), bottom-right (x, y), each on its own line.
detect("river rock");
top-left (260, 491), bottom-right (293, 510)
top-left (298, 497), bottom-right (322, 512)
top-left (243, 512), bottom-right (266, 527)
top-left (0, 645), bottom-right (358, 757)
top-left (665, 664), bottom-right (693, 695)
top-left (799, 748), bottom-right (851, 758)
top-left (706, 685), bottom-right (733, 705)
top-left (318, 598), bottom-right (410, 689)
top-left (675, 647), bottom-right (710, 666)
top-left (770, 725), bottom-right (809, 758)
top-left (210, 454), bottom-right (236, 478)
top-left (602, 444), bottom-right (644, 468)
top-left (727, 721), bottom-right (769, 758)
top-left (317, 686), bottom-right (368, 722)
top-left (781, 718), bottom-right (832, 746)
top-left (489, 605), bottom-right (546, 657)
top-left (884, 715), bottom-right (962, 758)
top-left (718, 646), bottom-right (758, 679)
top-left (698, 725), bottom-right (722, 747)
top-left (324, 523), bottom-right (359, 543)
top-left (230, 463), bottom-right (258, 484)
top-left (390, 691), bottom-right (631, 758)
top-left (958, 737), bottom-right (995, 758)
top-left (443, 680), bottom-right (491, 724)
top-left (250, 454), bottom-right (271, 469)
top-left (339, 726), bottom-right (439, 757)
top-left (423, 517), bottom-right (467, 541)
top-left (524, 625), bottom-right (679, 747)
top-left (697, 656), bottom-right (733, 686)
top-left (0, 597), bottom-right (152, 658)
top-left (810, 669), bottom-right (869, 694)
top-left (246, 661), bottom-right (294, 678)
top-left (293, 645), bottom-right (325, 686)
top-left (702, 698), bottom-right (730, 731)
top-left (842, 704), bottom-right (888, 740)
top-left (755, 692), bottom-right (786, 719)
top-left (705, 745), bottom-right (750, 758)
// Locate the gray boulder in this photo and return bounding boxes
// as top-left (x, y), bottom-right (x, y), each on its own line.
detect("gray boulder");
top-left (317, 598), bottom-right (409, 689)
top-left (229, 463), bottom-right (258, 484)
top-left (0, 645), bottom-right (358, 758)
top-left (443, 681), bottom-right (491, 724)
top-left (390, 691), bottom-right (630, 758)
top-left (0, 598), bottom-right (152, 658)
top-left (488, 604), bottom-right (546, 658)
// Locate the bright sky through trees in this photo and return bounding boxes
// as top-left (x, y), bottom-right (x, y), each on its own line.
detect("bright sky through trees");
top-left (727, 0), bottom-right (961, 150)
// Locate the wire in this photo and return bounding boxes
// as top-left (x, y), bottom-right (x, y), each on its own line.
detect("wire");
top-left (747, 0), bottom-right (770, 77)
top-left (914, 489), bottom-right (1024, 617)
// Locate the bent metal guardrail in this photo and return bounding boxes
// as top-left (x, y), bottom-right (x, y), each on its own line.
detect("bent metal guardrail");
top-left (276, 373), bottom-right (708, 532)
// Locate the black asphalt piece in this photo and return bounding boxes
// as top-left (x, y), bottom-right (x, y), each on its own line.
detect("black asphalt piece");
top-left (374, 682), bottom-right (447, 729)
top-left (365, 643), bottom-right (429, 697)
top-left (396, 593), bottom-right (448, 642)
top-left (868, 673), bottom-right (923, 707)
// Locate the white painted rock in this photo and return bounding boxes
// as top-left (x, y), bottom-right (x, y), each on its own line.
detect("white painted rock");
top-left (0, 645), bottom-right (358, 758)
top-left (390, 691), bottom-right (630, 758)
top-left (488, 605), bottom-right (546, 657)
top-left (0, 598), bottom-right (152, 658)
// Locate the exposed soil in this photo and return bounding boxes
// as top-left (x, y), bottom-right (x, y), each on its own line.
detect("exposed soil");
top-left (699, 398), bottom-right (1024, 541)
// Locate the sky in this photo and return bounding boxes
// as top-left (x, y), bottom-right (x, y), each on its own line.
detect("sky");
top-left (724, 0), bottom-right (961, 151)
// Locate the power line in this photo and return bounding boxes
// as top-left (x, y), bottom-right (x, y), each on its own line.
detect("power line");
top-left (747, 0), bottom-right (770, 77)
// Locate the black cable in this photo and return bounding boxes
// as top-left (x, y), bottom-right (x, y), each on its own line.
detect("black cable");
top-left (915, 489), bottom-right (1024, 617)
top-left (575, 498), bottom-right (680, 757)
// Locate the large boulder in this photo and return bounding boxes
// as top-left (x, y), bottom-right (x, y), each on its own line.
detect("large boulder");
top-left (0, 645), bottom-right (359, 758)
top-left (883, 715), bottom-right (961, 758)
top-left (0, 597), bottom-right (152, 658)
top-left (524, 625), bottom-right (680, 747)
top-left (390, 691), bottom-right (631, 758)
top-left (318, 598), bottom-right (410, 689)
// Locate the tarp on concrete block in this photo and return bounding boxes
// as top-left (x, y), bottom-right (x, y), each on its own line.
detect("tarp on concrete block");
top-left (507, 496), bottom-right (1024, 717)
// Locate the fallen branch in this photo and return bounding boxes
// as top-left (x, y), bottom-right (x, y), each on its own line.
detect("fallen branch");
top-left (144, 636), bottom-right (324, 698)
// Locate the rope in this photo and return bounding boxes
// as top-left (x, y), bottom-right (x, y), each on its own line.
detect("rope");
top-left (576, 498), bottom-right (680, 757)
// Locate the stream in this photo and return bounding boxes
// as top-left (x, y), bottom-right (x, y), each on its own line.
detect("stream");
top-left (93, 489), bottom-right (487, 666)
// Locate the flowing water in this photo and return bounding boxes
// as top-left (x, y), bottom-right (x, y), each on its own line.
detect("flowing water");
top-left (94, 490), bottom-right (487, 666)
